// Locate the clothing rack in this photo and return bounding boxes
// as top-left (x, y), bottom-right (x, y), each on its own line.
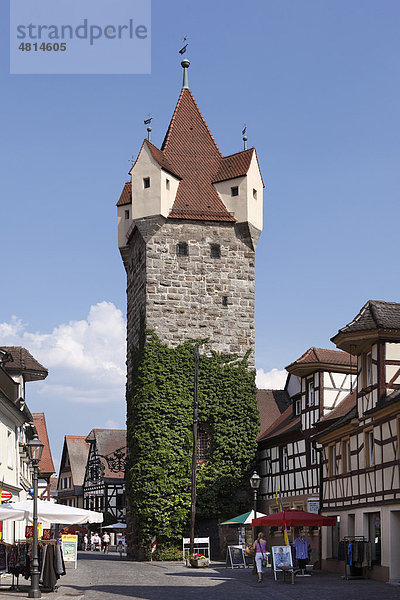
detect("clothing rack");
top-left (340, 536), bottom-right (371, 580)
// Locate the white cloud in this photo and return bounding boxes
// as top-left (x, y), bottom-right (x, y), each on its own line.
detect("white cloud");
top-left (256, 367), bottom-right (287, 390)
top-left (0, 302), bottom-right (126, 405)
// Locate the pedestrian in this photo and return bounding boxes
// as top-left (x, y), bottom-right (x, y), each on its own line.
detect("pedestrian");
top-left (102, 532), bottom-right (110, 553)
top-left (83, 533), bottom-right (88, 551)
top-left (252, 532), bottom-right (268, 583)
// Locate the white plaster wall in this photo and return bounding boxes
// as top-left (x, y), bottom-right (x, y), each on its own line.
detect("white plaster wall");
top-left (386, 343), bottom-right (400, 361)
top-left (213, 153), bottom-right (263, 231)
top-left (130, 144), bottom-right (178, 220)
top-left (117, 204), bottom-right (131, 247)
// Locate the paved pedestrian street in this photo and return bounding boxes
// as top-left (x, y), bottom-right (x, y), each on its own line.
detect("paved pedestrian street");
top-left (1, 552), bottom-right (399, 600)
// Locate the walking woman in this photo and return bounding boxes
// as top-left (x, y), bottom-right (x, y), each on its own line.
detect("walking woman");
top-left (252, 532), bottom-right (268, 583)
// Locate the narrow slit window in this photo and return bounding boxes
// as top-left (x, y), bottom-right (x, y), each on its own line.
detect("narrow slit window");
top-left (210, 243), bottom-right (221, 259)
top-left (222, 296), bottom-right (228, 307)
top-left (253, 188), bottom-right (257, 200)
top-left (143, 177), bottom-right (150, 189)
top-left (177, 242), bottom-right (188, 257)
top-left (124, 210), bottom-right (129, 220)
top-left (166, 179), bottom-right (170, 190)
top-left (231, 186), bottom-right (239, 197)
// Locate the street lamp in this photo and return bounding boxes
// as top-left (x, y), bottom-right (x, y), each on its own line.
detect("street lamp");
top-left (250, 471), bottom-right (261, 541)
top-left (27, 433), bottom-right (44, 599)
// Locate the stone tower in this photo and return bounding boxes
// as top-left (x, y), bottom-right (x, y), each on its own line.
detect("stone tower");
top-left (117, 59), bottom-right (264, 368)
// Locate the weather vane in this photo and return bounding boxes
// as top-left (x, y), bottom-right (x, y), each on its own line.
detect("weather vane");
top-left (179, 36), bottom-right (188, 57)
top-left (242, 123), bottom-right (248, 150)
top-left (144, 113), bottom-right (152, 142)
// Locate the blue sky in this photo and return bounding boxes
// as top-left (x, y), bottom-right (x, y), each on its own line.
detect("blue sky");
top-left (1, 0), bottom-right (399, 469)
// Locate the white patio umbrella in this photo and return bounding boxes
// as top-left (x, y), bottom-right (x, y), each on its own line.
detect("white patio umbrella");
top-left (0, 500), bottom-right (103, 524)
top-left (102, 523), bottom-right (126, 529)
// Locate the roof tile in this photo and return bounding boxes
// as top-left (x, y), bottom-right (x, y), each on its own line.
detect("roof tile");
top-left (32, 413), bottom-right (55, 475)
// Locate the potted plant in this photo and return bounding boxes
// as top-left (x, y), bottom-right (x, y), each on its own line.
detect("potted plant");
top-left (189, 553), bottom-right (210, 568)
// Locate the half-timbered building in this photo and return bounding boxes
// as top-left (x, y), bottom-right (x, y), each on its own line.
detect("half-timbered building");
top-left (57, 435), bottom-right (90, 508)
top-left (257, 347), bottom-right (356, 559)
top-left (83, 429), bottom-right (126, 522)
top-left (313, 300), bottom-right (400, 582)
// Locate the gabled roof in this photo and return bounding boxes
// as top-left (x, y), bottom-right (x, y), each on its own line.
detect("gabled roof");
top-left (116, 182), bottom-right (131, 207)
top-left (63, 435), bottom-right (90, 487)
top-left (86, 429), bottom-right (126, 480)
top-left (258, 404), bottom-right (301, 442)
top-left (1, 347), bottom-right (48, 382)
top-left (32, 413), bottom-right (55, 476)
top-left (286, 347), bottom-right (356, 376)
top-left (257, 389), bottom-right (291, 435)
top-left (144, 139), bottom-right (181, 179)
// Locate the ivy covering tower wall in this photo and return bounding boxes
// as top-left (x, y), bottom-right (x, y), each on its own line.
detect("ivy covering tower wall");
top-left (126, 331), bottom-right (259, 559)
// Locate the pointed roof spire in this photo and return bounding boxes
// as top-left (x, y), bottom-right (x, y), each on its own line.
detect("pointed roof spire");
top-left (179, 36), bottom-right (190, 89)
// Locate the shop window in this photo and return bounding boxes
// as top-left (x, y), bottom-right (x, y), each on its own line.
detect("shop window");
top-left (368, 513), bottom-right (381, 564)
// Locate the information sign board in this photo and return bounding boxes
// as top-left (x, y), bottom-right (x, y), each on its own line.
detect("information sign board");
top-left (61, 534), bottom-right (78, 569)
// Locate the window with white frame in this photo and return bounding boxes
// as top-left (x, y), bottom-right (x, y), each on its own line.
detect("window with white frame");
top-left (365, 429), bottom-right (374, 467)
top-left (307, 380), bottom-right (315, 406)
top-left (281, 446), bottom-right (288, 471)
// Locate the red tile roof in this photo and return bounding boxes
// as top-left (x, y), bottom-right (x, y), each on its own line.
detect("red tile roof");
top-left (161, 89), bottom-right (235, 222)
top-left (120, 89), bottom-right (261, 223)
top-left (1, 347), bottom-right (48, 382)
top-left (286, 347), bottom-right (356, 375)
top-left (258, 404), bottom-right (300, 442)
top-left (32, 413), bottom-right (55, 476)
top-left (116, 182), bottom-right (131, 207)
top-left (257, 389), bottom-right (290, 435)
top-left (145, 140), bottom-right (181, 179)
top-left (213, 148), bottom-right (255, 183)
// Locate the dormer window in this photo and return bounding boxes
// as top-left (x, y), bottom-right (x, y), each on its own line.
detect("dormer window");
top-left (253, 188), bottom-right (257, 200)
top-left (143, 177), bottom-right (150, 189)
top-left (177, 242), bottom-right (188, 257)
top-left (210, 244), bottom-right (221, 259)
top-left (231, 186), bottom-right (239, 197)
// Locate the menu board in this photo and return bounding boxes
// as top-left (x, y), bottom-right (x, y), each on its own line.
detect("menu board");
top-left (227, 545), bottom-right (246, 568)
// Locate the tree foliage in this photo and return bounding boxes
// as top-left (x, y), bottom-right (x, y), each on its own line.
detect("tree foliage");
top-left (126, 331), bottom-right (259, 557)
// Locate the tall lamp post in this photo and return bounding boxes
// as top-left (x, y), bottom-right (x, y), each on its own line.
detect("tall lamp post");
top-left (250, 471), bottom-right (261, 542)
top-left (27, 433), bottom-right (44, 599)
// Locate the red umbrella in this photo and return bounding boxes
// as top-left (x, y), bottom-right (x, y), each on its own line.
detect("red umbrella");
top-left (252, 509), bottom-right (336, 527)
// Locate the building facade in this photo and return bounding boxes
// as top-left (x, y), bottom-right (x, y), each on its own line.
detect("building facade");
top-left (0, 346), bottom-right (48, 543)
top-left (257, 348), bottom-right (356, 561)
top-left (314, 300), bottom-right (400, 582)
top-left (83, 429), bottom-right (126, 522)
top-left (57, 435), bottom-right (89, 508)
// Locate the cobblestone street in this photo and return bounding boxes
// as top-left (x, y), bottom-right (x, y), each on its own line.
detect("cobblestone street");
top-left (1, 552), bottom-right (400, 600)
